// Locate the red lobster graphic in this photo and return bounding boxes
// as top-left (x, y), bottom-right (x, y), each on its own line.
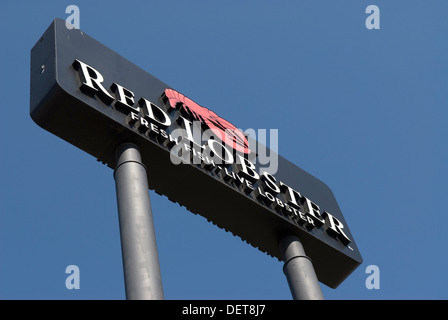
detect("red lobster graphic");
top-left (162, 88), bottom-right (251, 154)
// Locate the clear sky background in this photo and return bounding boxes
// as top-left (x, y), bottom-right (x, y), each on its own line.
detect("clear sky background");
top-left (0, 1), bottom-right (447, 300)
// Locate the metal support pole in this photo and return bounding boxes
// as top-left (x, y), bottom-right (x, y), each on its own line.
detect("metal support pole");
top-left (114, 143), bottom-right (164, 300)
top-left (279, 235), bottom-right (324, 300)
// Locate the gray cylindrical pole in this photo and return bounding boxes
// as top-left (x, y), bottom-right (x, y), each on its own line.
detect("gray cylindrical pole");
top-left (114, 143), bottom-right (164, 300)
top-left (279, 235), bottom-right (324, 300)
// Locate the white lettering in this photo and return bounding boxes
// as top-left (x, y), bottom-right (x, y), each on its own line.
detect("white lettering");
top-left (279, 181), bottom-right (301, 208)
top-left (139, 98), bottom-right (171, 127)
top-left (261, 171), bottom-right (280, 194)
top-left (301, 197), bottom-right (325, 227)
top-left (72, 59), bottom-right (114, 105)
top-left (322, 211), bottom-right (351, 245)
top-left (110, 82), bottom-right (138, 114)
top-left (236, 154), bottom-right (259, 182)
top-left (207, 139), bottom-right (234, 165)
top-left (182, 304), bottom-right (216, 317)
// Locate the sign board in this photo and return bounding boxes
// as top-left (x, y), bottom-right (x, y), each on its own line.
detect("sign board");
top-left (30, 19), bottom-right (362, 288)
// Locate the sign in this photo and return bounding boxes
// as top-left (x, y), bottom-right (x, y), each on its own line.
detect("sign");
top-left (30, 19), bottom-right (362, 288)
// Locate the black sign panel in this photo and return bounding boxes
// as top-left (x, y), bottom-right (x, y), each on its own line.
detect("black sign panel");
top-left (30, 19), bottom-right (362, 288)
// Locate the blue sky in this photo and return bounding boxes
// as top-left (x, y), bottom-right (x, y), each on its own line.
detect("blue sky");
top-left (1, 1), bottom-right (447, 299)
